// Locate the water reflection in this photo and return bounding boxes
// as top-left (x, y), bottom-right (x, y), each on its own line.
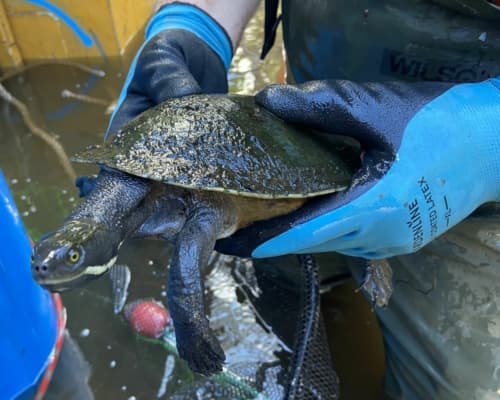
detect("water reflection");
top-left (0, 5), bottom-right (288, 399)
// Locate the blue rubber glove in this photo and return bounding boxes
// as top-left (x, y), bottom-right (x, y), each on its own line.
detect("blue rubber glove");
top-left (217, 79), bottom-right (500, 259)
top-left (107, 3), bottom-right (231, 136)
top-left (77, 3), bottom-right (232, 195)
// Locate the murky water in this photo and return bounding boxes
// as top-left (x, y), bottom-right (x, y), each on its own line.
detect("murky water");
top-left (0, 6), bottom-right (290, 400)
top-left (0, 5), bottom-right (383, 399)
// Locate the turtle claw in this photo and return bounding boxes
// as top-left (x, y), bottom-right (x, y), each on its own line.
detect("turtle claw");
top-left (176, 327), bottom-right (225, 375)
top-left (75, 175), bottom-right (97, 197)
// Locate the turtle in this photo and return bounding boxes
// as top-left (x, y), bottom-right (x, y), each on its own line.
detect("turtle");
top-left (31, 94), bottom-right (355, 375)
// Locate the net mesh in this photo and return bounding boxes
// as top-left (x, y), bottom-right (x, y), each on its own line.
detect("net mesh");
top-left (229, 254), bottom-right (340, 399)
top-left (120, 253), bottom-right (340, 399)
top-left (284, 255), bottom-right (340, 399)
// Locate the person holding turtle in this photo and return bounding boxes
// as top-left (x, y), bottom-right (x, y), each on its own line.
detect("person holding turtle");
top-left (43, 0), bottom-right (500, 399)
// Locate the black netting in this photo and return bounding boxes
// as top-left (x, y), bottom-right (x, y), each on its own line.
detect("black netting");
top-left (234, 254), bottom-right (340, 399)
top-left (113, 253), bottom-right (341, 399)
top-left (288, 312), bottom-right (340, 399)
top-left (284, 255), bottom-right (340, 399)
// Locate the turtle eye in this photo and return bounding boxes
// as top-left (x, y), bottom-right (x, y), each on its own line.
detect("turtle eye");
top-left (67, 248), bottom-right (81, 264)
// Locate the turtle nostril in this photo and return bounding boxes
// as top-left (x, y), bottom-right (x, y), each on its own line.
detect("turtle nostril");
top-left (32, 263), bottom-right (49, 277)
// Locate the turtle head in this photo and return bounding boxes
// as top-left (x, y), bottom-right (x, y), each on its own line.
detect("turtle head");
top-left (32, 220), bottom-right (120, 291)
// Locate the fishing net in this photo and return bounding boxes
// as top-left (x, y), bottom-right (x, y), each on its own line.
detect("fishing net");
top-left (287, 283), bottom-right (340, 398)
top-left (240, 254), bottom-right (340, 399)
top-left (114, 253), bottom-right (340, 399)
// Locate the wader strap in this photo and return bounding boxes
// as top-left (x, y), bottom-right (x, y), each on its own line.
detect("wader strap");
top-left (261, 0), bottom-right (281, 59)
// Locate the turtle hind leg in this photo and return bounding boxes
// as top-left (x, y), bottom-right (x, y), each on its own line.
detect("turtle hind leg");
top-left (167, 208), bottom-right (225, 375)
top-left (359, 259), bottom-right (393, 308)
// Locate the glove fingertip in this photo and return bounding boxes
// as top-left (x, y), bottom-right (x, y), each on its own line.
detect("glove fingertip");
top-left (256, 84), bottom-right (307, 122)
top-left (255, 84), bottom-right (288, 107)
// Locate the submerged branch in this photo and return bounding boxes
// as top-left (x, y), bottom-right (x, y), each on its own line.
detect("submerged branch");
top-left (0, 83), bottom-right (77, 182)
top-left (61, 89), bottom-right (110, 106)
top-left (61, 89), bottom-right (116, 115)
top-left (0, 60), bottom-right (105, 83)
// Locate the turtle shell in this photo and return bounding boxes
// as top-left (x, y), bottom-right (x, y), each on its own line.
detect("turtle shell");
top-left (72, 95), bottom-right (355, 199)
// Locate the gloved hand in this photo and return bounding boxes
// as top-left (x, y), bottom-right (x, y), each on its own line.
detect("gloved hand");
top-left (107, 2), bottom-right (231, 136)
top-left (76, 2), bottom-right (232, 195)
top-left (217, 79), bottom-right (500, 259)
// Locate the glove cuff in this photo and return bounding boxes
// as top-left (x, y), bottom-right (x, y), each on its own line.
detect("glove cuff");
top-left (147, 2), bottom-right (233, 70)
top-left (485, 77), bottom-right (500, 201)
top-left (464, 77), bottom-right (500, 202)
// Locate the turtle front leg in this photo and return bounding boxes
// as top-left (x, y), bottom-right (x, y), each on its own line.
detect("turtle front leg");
top-left (167, 207), bottom-right (225, 375)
